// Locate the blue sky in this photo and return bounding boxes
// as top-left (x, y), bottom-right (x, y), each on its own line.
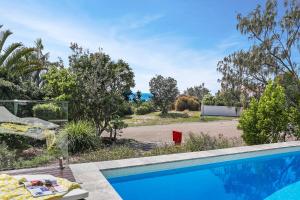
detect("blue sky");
top-left (1, 0), bottom-right (268, 93)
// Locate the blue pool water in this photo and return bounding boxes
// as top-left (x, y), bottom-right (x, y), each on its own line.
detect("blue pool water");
top-left (108, 151), bottom-right (300, 200)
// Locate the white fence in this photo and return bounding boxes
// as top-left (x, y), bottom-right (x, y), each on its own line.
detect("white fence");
top-left (201, 105), bottom-right (243, 117)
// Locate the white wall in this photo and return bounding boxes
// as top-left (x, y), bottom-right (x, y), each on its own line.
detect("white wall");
top-left (201, 105), bottom-right (243, 117)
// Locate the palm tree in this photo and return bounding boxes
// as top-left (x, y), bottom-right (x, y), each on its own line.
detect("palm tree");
top-left (0, 25), bottom-right (43, 81)
top-left (31, 38), bottom-right (51, 86)
top-left (0, 25), bottom-right (44, 99)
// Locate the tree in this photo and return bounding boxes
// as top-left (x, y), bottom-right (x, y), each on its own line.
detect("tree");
top-left (202, 94), bottom-right (215, 105)
top-left (0, 25), bottom-right (42, 82)
top-left (0, 25), bottom-right (46, 99)
top-left (42, 66), bottom-right (76, 101)
top-left (184, 83), bottom-right (210, 102)
top-left (133, 90), bottom-right (143, 106)
top-left (107, 116), bottom-right (128, 141)
top-left (217, 0), bottom-right (300, 105)
top-left (69, 44), bottom-right (135, 136)
top-left (149, 75), bottom-right (179, 114)
top-left (175, 95), bottom-right (200, 111)
top-left (239, 81), bottom-right (289, 144)
top-left (31, 38), bottom-right (51, 87)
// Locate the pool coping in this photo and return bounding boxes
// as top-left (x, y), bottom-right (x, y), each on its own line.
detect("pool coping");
top-left (69, 141), bottom-right (300, 200)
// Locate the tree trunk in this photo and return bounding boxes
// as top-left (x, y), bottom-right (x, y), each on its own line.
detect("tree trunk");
top-left (95, 122), bottom-right (101, 137)
top-left (109, 129), bottom-right (113, 139)
top-left (161, 107), bottom-right (168, 115)
top-left (113, 129), bottom-right (117, 141)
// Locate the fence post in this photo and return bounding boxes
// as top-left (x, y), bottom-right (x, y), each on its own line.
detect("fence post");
top-left (13, 100), bottom-right (18, 116)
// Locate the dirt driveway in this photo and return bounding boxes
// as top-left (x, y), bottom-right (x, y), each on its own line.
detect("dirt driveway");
top-left (118, 120), bottom-right (242, 144)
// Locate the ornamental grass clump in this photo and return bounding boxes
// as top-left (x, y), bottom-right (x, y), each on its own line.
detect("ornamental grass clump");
top-left (58, 121), bottom-right (100, 154)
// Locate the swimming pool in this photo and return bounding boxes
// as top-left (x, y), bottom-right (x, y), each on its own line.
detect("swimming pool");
top-left (107, 150), bottom-right (300, 200)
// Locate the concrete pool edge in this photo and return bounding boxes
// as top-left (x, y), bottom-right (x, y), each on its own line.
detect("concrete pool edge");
top-left (69, 141), bottom-right (300, 200)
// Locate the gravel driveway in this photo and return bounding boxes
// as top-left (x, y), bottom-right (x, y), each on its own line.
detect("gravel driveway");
top-left (117, 120), bottom-right (242, 144)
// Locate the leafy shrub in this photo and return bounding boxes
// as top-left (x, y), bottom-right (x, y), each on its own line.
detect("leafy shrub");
top-left (175, 95), bottom-right (200, 111)
top-left (135, 102), bottom-right (156, 115)
top-left (146, 145), bottom-right (186, 156)
top-left (15, 154), bottom-right (52, 169)
top-left (0, 78), bottom-right (26, 99)
top-left (0, 132), bottom-right (43, 150)
top-left (58, 121), bottom-right (99, 154)
top-left (239, 81), bottom-right (289, 145)
top-left (70, 145), bottom-right (140, 163)
top-left (185, 133), bottom-right (240, 151)
top-left (0, 142), bottom-right (16, 169)
top-left (147, 133), bottom-right (241, 156)
top-left (33, 103), bottom-right (62, 120)
top-left (118, 102), bottom-right (134, 116)
top-left (202, 94), bottom-right (215, 105)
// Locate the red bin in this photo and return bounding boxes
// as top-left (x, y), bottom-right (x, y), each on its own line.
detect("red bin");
top-left (172, 130), bottom-right (182, 145)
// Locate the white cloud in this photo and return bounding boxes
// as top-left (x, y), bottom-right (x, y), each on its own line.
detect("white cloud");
top-left (0, 3), bottom-right (233, 93)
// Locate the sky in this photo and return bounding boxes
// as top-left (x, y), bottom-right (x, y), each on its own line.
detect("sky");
top-left (0, 0), bottom-right (268, 93)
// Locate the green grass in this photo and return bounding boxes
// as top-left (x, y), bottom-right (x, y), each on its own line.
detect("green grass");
top-left (123, 111), bottom-right (236, 127)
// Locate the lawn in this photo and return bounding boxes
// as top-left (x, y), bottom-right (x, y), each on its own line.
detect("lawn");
top-left (123, 111), bottom-right (236, 127)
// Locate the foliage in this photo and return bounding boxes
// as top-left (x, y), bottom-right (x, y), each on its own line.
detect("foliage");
top-left (289, 105), bottom-right (300, 139)
top-left (159, 111), bottom-right (189, 118)
top-left (0, 26), bottom-right (42, 81)
top-left (202, 94), bottom-right (215, 105)
top-left (175, 95), bottom-right (200, 111)
top-left (58, 121), bottom-right (99, 154)
top-left (70, 134), bottom-right (242, 163)
top-left (217, 0), bottom-right (300, 105)
top-left (124, 111), bottom-right (202, 127)
top-left (149, 75), bottom-right (179, 114)
top-left (276, 72), bottom-right (300, 108)
top-left (145, 145), bottom-right (185, 156)
top-left (30, 38), bottom-right (51, 87)
top-left (106, 116), bottom-right (128, 141)
top-left (202, 92), bottom-right (240, 106)
top-left (132, 90), bottom-right (143, 106)
top-left (0, 78), bottom-right (26, 99)
top-left (69, 44), bottom-right (135, 135)
top-left (118, 102), bottom-right (134, 116)
top-left (184, 83), bottom-right (210, 102)
top-left (185, 133), bottom-right (241, 151)
top-left (0, 132), bottom-right (41, 150)
top-left (32, 103), bottom-right (63, 120)
top-left (239, 81), bottom-right (290, 144)
top-left (0, 142), bottom-right (16, 169)
top-left (14, 154), bottom-right (52, 169)
top-left (214, 91), bottom-right (226, 106)
top-left (42, 66), bottom-right (76, 100)
top-left (70, 145), bottom-right (141, 163)
top-left (135, 101), bottom-right (156, 115)
top-left (0, 25), bottom-right (47, 100)
top-left (146, 133), bottom-right (242, 156)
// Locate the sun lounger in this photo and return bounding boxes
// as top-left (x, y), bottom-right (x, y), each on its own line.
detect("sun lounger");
top-left (13, 174), bottom-right (89, 200)
top-left (0, 106), bottom-right (59, 130)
